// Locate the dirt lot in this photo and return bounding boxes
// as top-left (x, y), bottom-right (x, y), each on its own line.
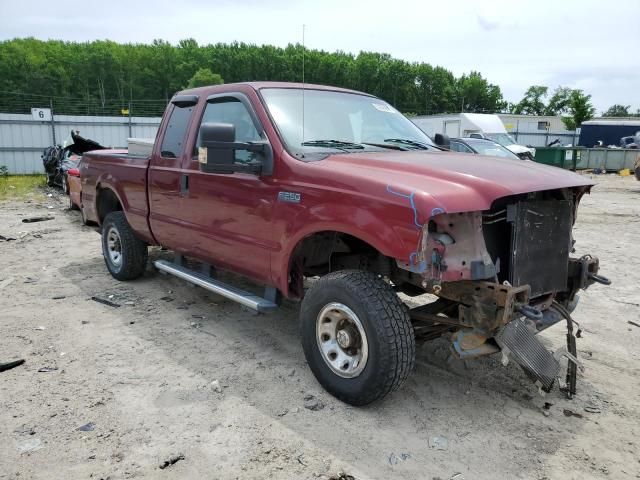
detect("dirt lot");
top-left (1, 174), bottom-right (639, 480)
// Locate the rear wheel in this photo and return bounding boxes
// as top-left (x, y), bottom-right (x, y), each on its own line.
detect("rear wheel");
top-left (101, 211), bottom-right (148, 280)
top-left (300, 270), bottom-right (415, 405)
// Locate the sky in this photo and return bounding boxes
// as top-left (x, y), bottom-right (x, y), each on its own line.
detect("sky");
top-left (1, 0), bottom-right (638, 113)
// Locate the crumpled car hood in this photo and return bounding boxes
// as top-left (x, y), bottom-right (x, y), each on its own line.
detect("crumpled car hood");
top-left (317, 150), bottom-right (593, 215)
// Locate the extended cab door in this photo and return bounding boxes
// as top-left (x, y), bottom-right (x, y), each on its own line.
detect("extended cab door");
top-left (148, 96), bottom-right (198, 249)
top-left (179, 93), bottom-right (278, 284)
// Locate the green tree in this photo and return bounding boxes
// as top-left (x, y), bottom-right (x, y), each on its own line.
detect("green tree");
top-left (186, 68), bottom-right (224, 88)
top-left (544, 86), bottom-right (572, 115)
top-left (562, 90), bottom-right (596, 130)
top-left (603, 104), bottom-right (631, 117)
top-left (512, 85), bottom-right (548, 115)
top-left (456, 72), bottom-right (506, 113)
top-left (0, 38), bottom-right (508, 117)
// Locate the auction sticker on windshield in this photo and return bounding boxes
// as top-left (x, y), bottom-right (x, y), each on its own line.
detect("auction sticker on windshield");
top-left (372, 103), bottom-right (397, 113)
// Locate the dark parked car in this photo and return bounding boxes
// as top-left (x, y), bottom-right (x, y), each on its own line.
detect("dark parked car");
top-left (42, 131), bottom-right (105, 192)
top-left (449, 137), bottom-right (522, 160)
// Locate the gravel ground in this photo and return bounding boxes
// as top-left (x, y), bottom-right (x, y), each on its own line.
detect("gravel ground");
top-left (1, 174), bottom-right (639, 480)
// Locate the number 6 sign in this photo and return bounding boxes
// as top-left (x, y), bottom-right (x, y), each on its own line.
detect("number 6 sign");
top-left (31, 108), bottom-right (52, 121)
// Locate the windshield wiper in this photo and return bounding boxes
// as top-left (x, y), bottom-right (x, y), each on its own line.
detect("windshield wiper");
top-left (361, 142), bottom-right (408, 151)
top-left (383, 138), bottom-right (433, 150)
top-left (301, 140), bottom-right (365, 150)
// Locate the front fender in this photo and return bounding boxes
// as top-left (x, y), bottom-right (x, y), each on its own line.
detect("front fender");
top-left (272, 200), bottom-right (424, 296)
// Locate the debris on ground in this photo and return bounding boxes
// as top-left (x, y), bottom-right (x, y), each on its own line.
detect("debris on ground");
top-left (211, 380), bottom-right (223, 393)
top-left (90, 296), bottom-right (121, 308)
top-left (277, 409), bottom-right (289, 417)
top-left (34, 326), bottom-right (45, 331)
top-left (52, 295), bottom-right (66, 300)
top-left (627, 320), bottom-right (640, 328)
top-left (37, 367), bottom-right (58, 373)
top-left (388, 452), bottom-right (411, 465)
top-left (0, 234), bottom-right (16, 241)
top-left (14, 424), bottom-right (36, 435)
top-left (16, 438), bottom-right (43, 453)
top-left (0, 359), bottom-right (25, 372)
top-left (328, 473), bottom-right (355, 480)
top-left (21, 216), bottom-right (54, 223)
top-left (159, 453), bottom-right (185, 469)
top-left (584, 404), bottom-right (602, 414)
top-left (429, 435), bottom-right (449, 450)
top-left (0, 277), bottom-right (15, 290)
top-left (303, 394), bottom-right (324, 411)
top-left (563, 409), bottom-right (583, 419)
top-left (77, 422), bottom-right (96, 432)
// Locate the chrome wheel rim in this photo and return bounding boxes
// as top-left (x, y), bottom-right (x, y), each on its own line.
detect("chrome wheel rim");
top-left (316, 302), bottom-right (368, 378)
top-left (106, 227), bottom-right (122, 267)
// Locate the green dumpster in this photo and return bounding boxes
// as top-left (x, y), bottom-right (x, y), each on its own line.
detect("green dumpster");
top-left (533, 147), bottom-right (566, 168)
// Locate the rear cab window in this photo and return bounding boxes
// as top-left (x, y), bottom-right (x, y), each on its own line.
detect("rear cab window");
top-left (160, 105), bottom-right (194, 158)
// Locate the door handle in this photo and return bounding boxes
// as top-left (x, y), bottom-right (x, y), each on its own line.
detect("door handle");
top-left (180, 173), bottom-right (189, 195)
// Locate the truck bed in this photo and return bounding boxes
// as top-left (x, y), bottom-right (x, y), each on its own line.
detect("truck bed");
top-left (80, 149), bottom-right (155, 244)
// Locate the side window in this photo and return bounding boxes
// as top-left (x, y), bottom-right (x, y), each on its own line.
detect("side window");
top-left (160, 105), bottom-right (194, 158)
top-left (450, 141), bottom-right (472, 153)
top-left (196, 98), bottom-right (260, 163)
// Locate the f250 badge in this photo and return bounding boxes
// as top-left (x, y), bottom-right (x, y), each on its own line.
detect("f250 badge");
top-left (278, 191), bottom-right (301, 203)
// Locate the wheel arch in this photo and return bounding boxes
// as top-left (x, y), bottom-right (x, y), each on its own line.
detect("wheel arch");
top-left (282, 226), bottom-right (401, 300)
top-left (95, 184), bottom-right (123, 225)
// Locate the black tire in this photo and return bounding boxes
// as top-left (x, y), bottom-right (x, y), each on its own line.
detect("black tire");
top-left (300, 270), bottom-right (415, 406)
top-left (101, 211), bottom-right (148, 280)
top-left (46, 173), bottom-right (55, 187)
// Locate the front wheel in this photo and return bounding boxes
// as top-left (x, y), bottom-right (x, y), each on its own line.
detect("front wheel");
top-left (300, 270), bottom-right (415, 406)
top-left (101, 211), bottom-right (148, 280)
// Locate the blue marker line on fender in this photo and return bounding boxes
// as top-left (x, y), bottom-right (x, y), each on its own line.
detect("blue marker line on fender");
top-left (386, 185), bottom-right (422, 229)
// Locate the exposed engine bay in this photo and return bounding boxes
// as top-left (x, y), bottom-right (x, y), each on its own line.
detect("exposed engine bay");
top-left (399, 187), bottom-right (610, 396)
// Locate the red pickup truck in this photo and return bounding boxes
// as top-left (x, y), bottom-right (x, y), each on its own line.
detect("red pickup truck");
top-left (80, 82), bottom-right (608, 405)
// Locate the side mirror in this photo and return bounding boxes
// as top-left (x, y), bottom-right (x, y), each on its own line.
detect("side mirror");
top-left (434, 133), bottom-right (451, 149)
top-left (199, 122), bottom-right (273, 175)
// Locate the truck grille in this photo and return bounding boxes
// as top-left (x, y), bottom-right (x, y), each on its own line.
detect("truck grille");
top-left (483, 199), bottom-right (572, 297)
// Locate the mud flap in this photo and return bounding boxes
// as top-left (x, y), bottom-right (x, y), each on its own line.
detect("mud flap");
top-left (495, 318), bottom-right (560, 392)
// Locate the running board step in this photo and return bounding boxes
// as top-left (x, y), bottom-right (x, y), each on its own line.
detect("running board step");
top-left (154, 260), bottom-right (278, 313)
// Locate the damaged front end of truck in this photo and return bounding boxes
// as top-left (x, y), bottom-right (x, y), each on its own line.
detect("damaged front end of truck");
top-left (401, 186), bottom-right (610, 397)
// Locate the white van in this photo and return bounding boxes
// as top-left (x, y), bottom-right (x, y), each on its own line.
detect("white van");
top-left (412, 113), bottom-right (535, 160)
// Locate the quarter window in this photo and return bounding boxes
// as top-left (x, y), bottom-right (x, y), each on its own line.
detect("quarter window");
top-left (160, 105), bottom-right (194, 158)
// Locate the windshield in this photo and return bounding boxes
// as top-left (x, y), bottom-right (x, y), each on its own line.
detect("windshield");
top-left (464, 139), bottom-right (520, 160)
top-left (260, 88), bottom-right (435, 157)
top-left (485, 132), bottom-right (517, 147)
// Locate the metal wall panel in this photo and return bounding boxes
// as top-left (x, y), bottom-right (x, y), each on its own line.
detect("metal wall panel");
top-left (0, 113), bottom-right (161, 174)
